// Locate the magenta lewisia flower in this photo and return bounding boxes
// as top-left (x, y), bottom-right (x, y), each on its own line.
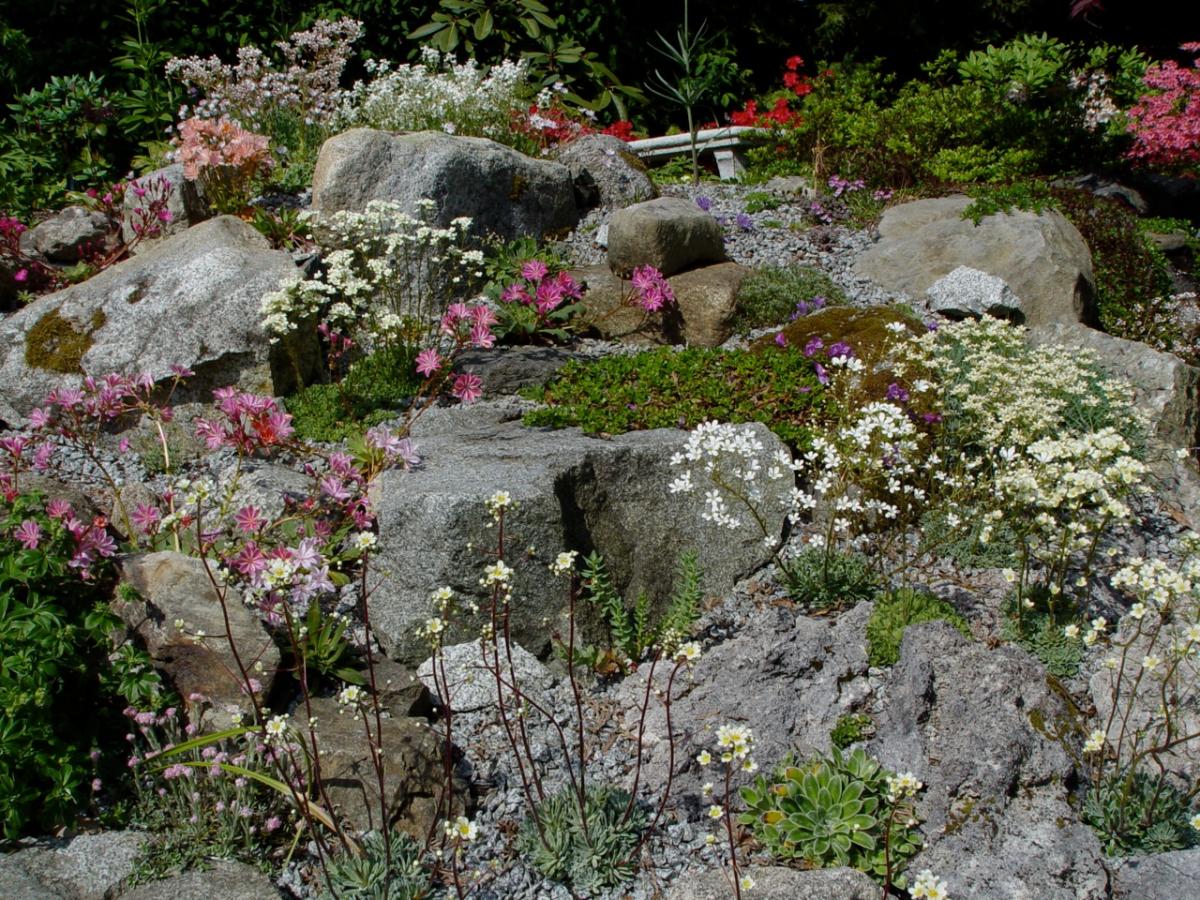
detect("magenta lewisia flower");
top-left (452, 372), bottom-right (483, 404)
top-left (521, 259), bottom-right (549, 282)
top-left (415, 348), bottom-right (442, 377)
top-left (14, 519), bottom-right (41, 550)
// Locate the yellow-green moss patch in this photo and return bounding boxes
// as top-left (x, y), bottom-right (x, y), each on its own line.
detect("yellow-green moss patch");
top-left (24, 308), bottom-right (106, 374)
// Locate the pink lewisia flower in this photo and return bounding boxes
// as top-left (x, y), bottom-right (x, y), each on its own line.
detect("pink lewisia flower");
top-left (14, 519), bottom-right (41, 550)
top-left (13, 269), bottom-right (28, 283)
top-left (521, 259), bottom-right (549, 282)
top-left (28, 408), bottom-right (50, 429)
top-left (46, 498), bottom-right (73, 520)
top-left (415, 348), bottom-right (442, 377)
top-left (469, 321), bottom-right (495, 349)
top-left (131, 503), bottom-right (161, 534)
top-left (470, 304), bottom-right (499, 328)
top-left (501, 284), bottom-right (531, 304)
top-left (234, 505), bottom-right (265, 534)
top-left (451, 372), bottom-right (483, 404)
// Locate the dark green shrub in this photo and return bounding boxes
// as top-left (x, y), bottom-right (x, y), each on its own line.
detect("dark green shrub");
top-left (738, 747), bottom-right (922, 886)
top-left (285, 344), bottom-right (420, 442)
top-left (1084, 769), bottom-right (1198, 856)
top-left (522, 346), bottom-right (829, 447)
top-left (518, 785), bottom-right (645, 893)
top-left (865, 587), bottom-right (971, 667)
top-left (0, 491), bottom-right (163, 838)
top-left (732, 265), bottom-right (847, 332)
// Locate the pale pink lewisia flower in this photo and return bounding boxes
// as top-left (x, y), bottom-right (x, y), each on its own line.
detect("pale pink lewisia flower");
top-left (452, 373), bottom-right (483, 404)
top-left (14, 519), bottom-right (41, 550)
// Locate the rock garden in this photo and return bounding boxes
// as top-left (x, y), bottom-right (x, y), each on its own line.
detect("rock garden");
top-left (2, 7), bottom-right (1200, 900)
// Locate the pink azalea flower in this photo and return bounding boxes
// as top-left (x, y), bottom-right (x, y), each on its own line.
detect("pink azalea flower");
top-left (14, 519), bottom-right (41, 550)
top-left (415, 348), bottom-right (442, 377)
top-left (451, 372), bottom-right (483, 404)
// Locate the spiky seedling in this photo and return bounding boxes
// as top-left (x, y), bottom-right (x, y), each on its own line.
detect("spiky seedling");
top-left (518, 785), bottom-right (646, 894)
top-left (322, 831), bottom-right (429, 900)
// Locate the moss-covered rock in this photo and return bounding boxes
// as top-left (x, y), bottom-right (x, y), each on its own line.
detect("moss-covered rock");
top-left (24, 308), bottom-right (106, 374)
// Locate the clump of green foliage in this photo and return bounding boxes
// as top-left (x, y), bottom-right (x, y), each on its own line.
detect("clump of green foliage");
top-left (919, 508), bottom-right (1019, 569)
top-left (961, 179), bottom-right (1060, 224)
top-left (1001, 589), bottom-right (1084, 678)
top-left (294, 602), bottom-right (362, 686)
top-left (742, 191), bottom-right (781, 213)
top-left (1, 492), bottom-right (164, 838)
top-left (865, 587), bottom-right (971, 667)
top-left (739, 747), bottom-right (922, 887)
top-left (321, 830), bottom-right (430, 899)
top-left (285, 345), bottom-right (421, 442)
top-left (830, 713), bottom-right (873, 749)
top-left (781, 546), bottom-right (880, 611)
top-left (731, 265), bottom-right (847, 332)
top-left (1083, 769), bottom-right (1198, 857)
top-left (522, 347), bottom-right (828, 447)
top-left (518, 785), bottom-right (645, 894)
top-left (573, 549), bottom-right (702, 672)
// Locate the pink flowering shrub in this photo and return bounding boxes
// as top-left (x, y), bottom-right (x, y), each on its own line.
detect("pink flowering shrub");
top-left (176, 117), bottom-right (273, 213)
top-left (1126, 43), bottom-right (1200, 172)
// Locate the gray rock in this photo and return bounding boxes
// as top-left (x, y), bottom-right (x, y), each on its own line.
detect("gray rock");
top-left (418, 638), bottom-right (553, 713)
top-left (855, 195), bottom-right (1095, 327)
top-left (121, 164), bottom-right (211, 252)
top-left (0, 216), bottom-right (319, 425)
top-left (1113, 848), bottom-right (1200, 899)
top-left (908, 787), bottom-right (1109, 900)
top-left (548, 134), bottom-right (658, 209)
top-left (370, 404), bottom-right (790, 664)
top-left (666, 865), bottom-right (878, 900)
top-left (1028, 322), bottom-right (1200, 450)
top-left (294, 696), bottom-right (466, 839)
top-left (617, 604), bottom-right (874, 798)
top-left (19, 206), bottom-right (111, 263)
top-left (870, 622), bottom-right (1076, 836)
top-left (370, 655), bottom-right (437, 719)
top-left (312, 129), bottom-right (578, 242)
top-left (454, 346), bottom-right (582, 398)
top-left (218, 459), bottom-right (312, 524)
top-left (762, 175), bottom-right (817, 200)
top-left (115, 552), bottom-right (281, 726)
top-left (0, 830), bottom-right (147, 899)
top-left (117, 859), bottom-right (279, 900)
top-left (606, 197), bottom-right (726, 278)
top-left (574, 261), bottom-right (748, 348)
top-left (1073, 173), bottom-right (1149, 215)
top-left (927, 265), bottom-right (1025, 321)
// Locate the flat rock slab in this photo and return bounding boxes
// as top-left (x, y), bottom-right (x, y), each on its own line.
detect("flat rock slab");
top-left (667, 865), bottom-right (879, 900)
top-left (0, 216), bottom-right (317, 424)
top-left (0, 830), bottom-right (147, 899)
top-left (312, 128), bottom-right (578, 242)
top-left (118, 860), bottom-right (280, 900)
top-left (606, 197), bottom-right (726, 278)
top-left (854, 195), bottom-right (1094, 328)
top-left (371, 403), bottom-right (790, 664)
top-left (1113, 849), bottom-right (1200, 899)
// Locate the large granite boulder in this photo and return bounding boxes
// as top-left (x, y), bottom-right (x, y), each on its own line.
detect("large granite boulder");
top-left (855, 195), bottom-right (1095, 327)
top-left (606, 197), bottom-right (726, 278)
top-left (0, 216), bottom-right (318, 424)
top-left (575, 261), bottom-right (750, 347)
top-left (370, 402), bottom-right (791, 665)
top-left (548, 134), bottom-right (658, 209)
top-left (1028, 322), bottom-right (1200, 451)
top-left (115, 552), bottom-right (281, 725)
top-left (1113, 849), bottom-right (1200, 899)
top-left (872, 623), bottom-right (1108, 899)
top-left (312, 128), bottom-right (578, 242)
top-left (615, 602), bottom-right (875, 799)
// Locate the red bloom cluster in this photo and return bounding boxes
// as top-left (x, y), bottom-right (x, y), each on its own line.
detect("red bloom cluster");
top-left (512, 103), bottom-right (640, 152)
top-left (1126, 43), bottom-right (1200, 170)
top-left (195, 387), bottom-right (294, 453)
top-left (728, 55), bottom-right (809, 128)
